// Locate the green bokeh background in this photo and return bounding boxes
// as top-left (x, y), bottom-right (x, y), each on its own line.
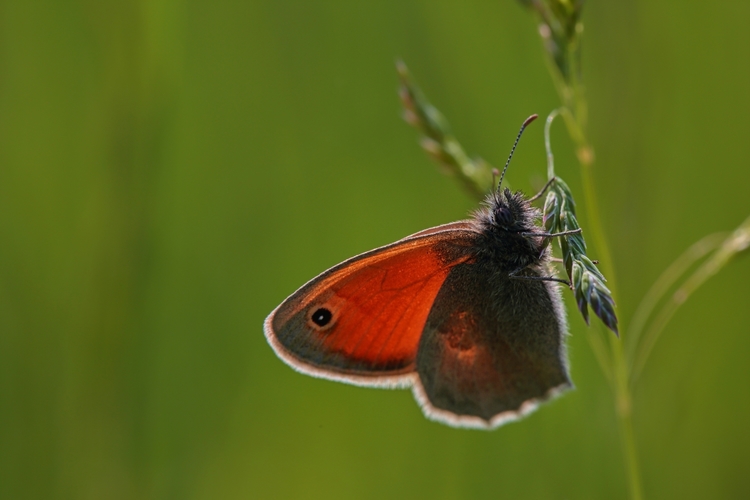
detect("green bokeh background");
top-left (2, 2), bottom-right (749, 499)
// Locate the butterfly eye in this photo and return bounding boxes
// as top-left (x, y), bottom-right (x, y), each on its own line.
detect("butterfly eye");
top-left (494, 206), bottom-right (514, 227)
top-left (308, 305), bottom-right (336, 331)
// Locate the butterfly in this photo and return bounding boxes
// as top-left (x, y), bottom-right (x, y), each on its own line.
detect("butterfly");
top-left (264, 115), bottom-right (576, 429)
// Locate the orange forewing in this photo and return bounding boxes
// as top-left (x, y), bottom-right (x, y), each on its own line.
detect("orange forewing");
top-left (266, 225), bottom-right (475, 378)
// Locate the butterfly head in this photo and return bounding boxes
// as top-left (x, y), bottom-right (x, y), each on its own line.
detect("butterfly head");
top-left (489, 187), bottom-right (535, 233)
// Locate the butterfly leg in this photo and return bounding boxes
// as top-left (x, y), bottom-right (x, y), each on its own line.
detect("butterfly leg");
top-left (522, 228), bottom-right (581, 254)
top-left (526, 177), bottom-right (557, 202)
top-left (508, 265), bottom-right (571, 286)
top-left (520, 228), bottom-right (582, 238)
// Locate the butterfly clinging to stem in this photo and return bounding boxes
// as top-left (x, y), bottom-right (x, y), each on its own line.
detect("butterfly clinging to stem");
top-left (265, 114), bottom-right (589, 429)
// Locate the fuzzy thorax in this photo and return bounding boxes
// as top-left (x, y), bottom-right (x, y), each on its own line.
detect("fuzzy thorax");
top-left (470, 188), bottom-right (547, 272)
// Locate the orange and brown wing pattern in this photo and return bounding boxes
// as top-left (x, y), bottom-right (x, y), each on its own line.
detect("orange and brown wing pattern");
top-left (265, 228), bottom-right (475, 381)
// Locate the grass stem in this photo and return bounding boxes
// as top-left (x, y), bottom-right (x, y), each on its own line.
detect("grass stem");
top-left (571, 128), bottom-right (643, 500)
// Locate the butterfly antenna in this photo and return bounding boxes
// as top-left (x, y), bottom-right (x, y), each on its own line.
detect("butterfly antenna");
top-left (497, 114), bottom-right (538, 189)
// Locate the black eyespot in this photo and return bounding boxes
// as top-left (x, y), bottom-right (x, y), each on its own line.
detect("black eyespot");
top-left (311, 307), bottom-right (333, 327)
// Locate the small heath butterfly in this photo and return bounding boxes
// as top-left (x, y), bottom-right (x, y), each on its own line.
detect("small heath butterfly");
top-left (265, 115), bottom-right (574, 429)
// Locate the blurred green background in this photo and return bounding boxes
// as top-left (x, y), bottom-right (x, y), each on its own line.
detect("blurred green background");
top-left (1, 1), bottom-right (749, 499)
